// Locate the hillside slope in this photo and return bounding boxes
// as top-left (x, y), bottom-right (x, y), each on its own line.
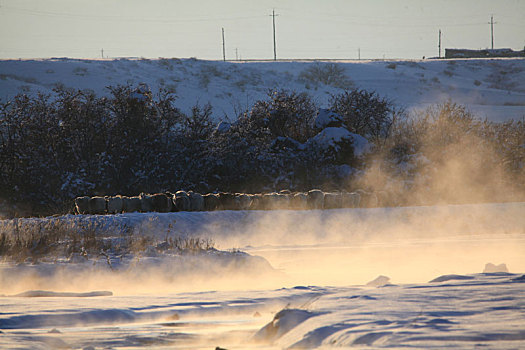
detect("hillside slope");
top-left (1, 58), bottom-right (524, 122)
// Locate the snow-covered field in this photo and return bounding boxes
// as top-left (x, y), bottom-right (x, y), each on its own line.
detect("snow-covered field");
top-left (1, 57), bottom-right (525, 122)
top-left (1, 56), bottom-right (524, 348)
top-left (2, 273), bottom-right (524, 349)
top-left (1, 202), bottom-right (524, 349)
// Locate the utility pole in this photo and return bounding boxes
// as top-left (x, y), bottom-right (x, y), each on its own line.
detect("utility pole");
top-left (270, 9), bottom-right (279, 60)
top-left (488, 15), bottom-right (496, 50)
top-left (438, 29), bottom-right (441, 58)
top-left (358, 47), bottom-right (361, 60)
top-left (101, 48), bottom-right (104, 58)
top-left (222, 28), bottom-right (226, 61)
top-left (235, 48), bottom-right (238, 61)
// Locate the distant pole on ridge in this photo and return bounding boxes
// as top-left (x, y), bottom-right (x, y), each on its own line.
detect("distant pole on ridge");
top-left (222, 28), bottom-right (226, 61)
top-left (358, 47), bottom-right (361, 60)
top-left (488, 15), bottom-right (497, 50)
top-left (491, 16), bottom-right (494, 49)
top-left (270, 9), bottom-right (279, 60)
top-left (438, 29), bottom-right (441, 58)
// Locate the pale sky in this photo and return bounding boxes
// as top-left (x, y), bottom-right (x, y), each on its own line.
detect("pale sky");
top-left (1, 0), bottom-right (524, 60)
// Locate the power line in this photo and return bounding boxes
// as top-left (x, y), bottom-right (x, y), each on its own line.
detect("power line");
top-left (2, 5), bottom-right (266, 23)
top-left (285, 12), bottom-right (488, 28)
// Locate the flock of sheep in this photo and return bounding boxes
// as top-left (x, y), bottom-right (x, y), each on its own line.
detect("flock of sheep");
top-left (74, 190), bottom-right (392, 215)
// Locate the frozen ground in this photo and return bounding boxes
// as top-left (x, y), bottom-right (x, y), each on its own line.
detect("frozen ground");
top-left (1, 202), bottom-right (524, 349)
top-left (1, 273), bottom-right (524, 349)
top-left (1, 57), bottom-right (524, 122)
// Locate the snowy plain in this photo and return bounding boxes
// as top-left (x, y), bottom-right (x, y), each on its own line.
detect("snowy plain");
top-left (1, 57), bottom-right (525, 122)
top-left (1, 202), bottom-right (524, 349)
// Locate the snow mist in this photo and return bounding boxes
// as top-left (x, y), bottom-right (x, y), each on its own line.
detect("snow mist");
top-left (206, 203), bottom-right (524, 287)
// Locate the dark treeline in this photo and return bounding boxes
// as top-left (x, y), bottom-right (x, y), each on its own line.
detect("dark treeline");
top-left (0, 85), bottom-right (523, 217)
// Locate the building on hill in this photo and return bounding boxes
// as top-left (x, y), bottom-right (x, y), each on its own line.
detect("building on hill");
top-left (445, 48), bottom-right (525, 59)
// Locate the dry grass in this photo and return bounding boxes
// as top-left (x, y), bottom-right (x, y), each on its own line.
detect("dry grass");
top-left (0, 218), bottom-right (215, 263)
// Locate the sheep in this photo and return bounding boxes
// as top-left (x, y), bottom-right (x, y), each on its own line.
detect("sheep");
top-left (122, 196), bottom-right (141, 213)
top-left (356, 190), bottom-right (378, 208)
top-left (218, 192), bottom-right (238, 210)
top-left (342, 192), bottom-right (360, 208)
top-left (78, 188), bottom-right (395, 214)
top-left (203, 193), bottom-right (220, 211)
top-left (261, 193), bottom-right (289, 210)
top-left (368, 192), bottom-right (379, 208)
top-left (174, 191), bottom-right (191, 212)
top-left (139, 193), bottom-right (154, 212)
top-left (89, 196), bottom-right (107, 215)
top-left (120, 196), bottom-right (129, 212)
top-left (261, 193), bottom-right (278, 210)
top-left (323, 192), bottom-right (343, 209)
top-left (188, 191), bottom-right (204, 211)
top-left (167, 193), bottom-right (178, 212)
top-left (375, 190), bottom-right (396, 208)
top-left (276, 193), bottom-right (291, 209)
top-left (107, 196), bottom-right (123, 214)
top-left (290, 192), bottom-right (308, 210)
top-left (151, 193), bottom-right (172, 212)
top-left (75, 196), bottom-right (90, 214)
top-left (307, 189), bottom-right (324, 209)
top-left (249, 194), bottom-right (263, 210)
top-left (237, 194), bottom-right (252, 210)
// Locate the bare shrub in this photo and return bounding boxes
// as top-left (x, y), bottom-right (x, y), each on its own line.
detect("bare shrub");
top-left (164, 236), bottom-right (215, 252)
top-left (73, 67), bottom-right (88, 76)
top-left (329, 89), bottom-right (402, 140)
top-left (238, 89), bottom-right (318, 143)
top-left (298, 63), bottom-right (353, 89)
top-left (361, 101), bottom-right (525, 205)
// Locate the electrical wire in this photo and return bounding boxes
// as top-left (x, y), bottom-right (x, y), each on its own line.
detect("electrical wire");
top-left (1, 5), bottom-right (267, 23)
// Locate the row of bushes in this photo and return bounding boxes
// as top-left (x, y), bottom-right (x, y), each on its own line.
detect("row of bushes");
top-left (0, 85), bottom-right (396, 217)
top-left (1, 84), bottom-right (524, 217)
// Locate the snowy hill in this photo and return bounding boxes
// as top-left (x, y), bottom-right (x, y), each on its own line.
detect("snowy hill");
top-left (1, 57), bottom-right (524, 122)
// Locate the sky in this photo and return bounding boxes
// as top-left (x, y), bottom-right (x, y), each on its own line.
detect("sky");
top-left (0, 0), bottom-right (524, 60)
